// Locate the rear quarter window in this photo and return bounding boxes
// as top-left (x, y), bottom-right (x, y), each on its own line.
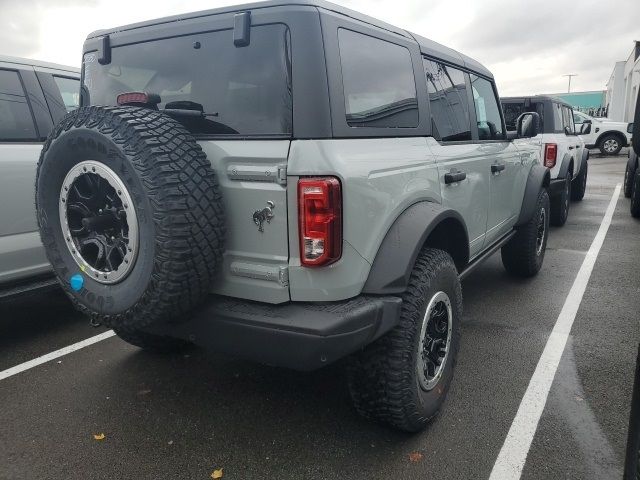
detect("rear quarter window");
top-left (0, 69), bottom-right (38, 141)
top-left (337, 29), bottom-right (418, 128)
top-left (53, 76), bottom-right (80, 112)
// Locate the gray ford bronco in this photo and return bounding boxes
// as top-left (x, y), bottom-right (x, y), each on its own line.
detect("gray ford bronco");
top-left (35, 0), bottom-right (550, 431)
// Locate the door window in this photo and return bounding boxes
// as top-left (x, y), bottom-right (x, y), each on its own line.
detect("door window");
top-left (338, 29), bottom-right (418, 128)
top-left (470, 75), bottom-right (504, 140)
top-left (0, 69), bottom-right (38, 141)
top-left (424, 59), bottom-right (471, 141)
top-left (53, 76), bottom-right (80, 112)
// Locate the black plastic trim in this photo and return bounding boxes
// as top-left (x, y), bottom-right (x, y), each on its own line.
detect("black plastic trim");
top-left (516, 164), bottom-right (550, 226)
top-left (459, 230), bottom-right (515, 280)
top-left (362, 202), bottom-right (469, 294)
top-left (145, 294), bottom-right (402, 371)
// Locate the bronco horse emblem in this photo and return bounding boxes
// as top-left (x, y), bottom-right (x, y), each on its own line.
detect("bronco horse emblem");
top-left (253, 201), bottom-right (275, 232)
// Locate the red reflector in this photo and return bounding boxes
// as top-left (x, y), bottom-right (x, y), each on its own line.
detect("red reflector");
top-left (544, 143), bottom-right (557, 168)
top-left (298, 177), bottom-right (342, 267)
top-left (116, 92), bottom-right (150, 105)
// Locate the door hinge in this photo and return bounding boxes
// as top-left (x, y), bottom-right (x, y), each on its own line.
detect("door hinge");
top-left (277, 164), bottom-right (287, 185)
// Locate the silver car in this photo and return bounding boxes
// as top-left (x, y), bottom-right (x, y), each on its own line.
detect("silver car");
top-left (0, 56), bottom-right (79, 297)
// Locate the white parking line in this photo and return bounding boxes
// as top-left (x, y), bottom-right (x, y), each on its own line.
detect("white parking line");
top-left (0, 330), bottom-right (115, 381)
top-left (489, 184), bottom-right (622, 480)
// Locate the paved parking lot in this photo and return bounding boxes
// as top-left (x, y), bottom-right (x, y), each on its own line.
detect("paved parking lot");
top-left (1, 153), bottom-right (638, 480)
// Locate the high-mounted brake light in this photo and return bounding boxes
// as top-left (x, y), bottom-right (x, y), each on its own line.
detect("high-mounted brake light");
top-left (298, 177), bottom-right (342, 267)
top-left (116, 92), bottom-right (161, 106)
top-left (544, 143), bottom-right (557, 168)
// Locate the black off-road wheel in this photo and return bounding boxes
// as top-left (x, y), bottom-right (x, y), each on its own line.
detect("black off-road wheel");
top-left (550, 174), bottom-right (571, 226)
top-left (625, 157), bottom-right (637, 198)
top-left (36, 106), bottom-right (224, 331)
top-left (346, 249), bottom-right (462, 432)
top-left (571, 161), bottom-right (588, 201)
top-left (113, 327), bottom-right (191, 353)
top-left (631, 169), bottom-right (640, 218)
top-left (501, 189), bottom-right (550, 277)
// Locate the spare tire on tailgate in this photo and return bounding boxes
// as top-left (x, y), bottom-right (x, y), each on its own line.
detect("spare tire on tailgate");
top-left (35, 106), bottom-right (225, 329)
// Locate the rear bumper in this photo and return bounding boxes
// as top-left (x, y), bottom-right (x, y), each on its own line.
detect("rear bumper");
top-left (146, 294), bottom-right (402, 371)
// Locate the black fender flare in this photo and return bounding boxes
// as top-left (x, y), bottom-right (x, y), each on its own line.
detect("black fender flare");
top-left (558, 153), bottom-right (574, 179)
top-left (575, 147), bottom-right (589, 176)
top-left (628, 149), bottom-right (638, 173)
top-left (516, 164), bottom-right (551, 226)
top-left (362, 202), bottom-right (469, 295)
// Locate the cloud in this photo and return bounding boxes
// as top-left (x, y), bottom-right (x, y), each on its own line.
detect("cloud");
top-left (1, 0), bottom-right (638, 95)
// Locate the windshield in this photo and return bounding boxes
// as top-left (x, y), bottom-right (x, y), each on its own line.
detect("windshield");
top-left (82, 24), bottom-right (292, 136)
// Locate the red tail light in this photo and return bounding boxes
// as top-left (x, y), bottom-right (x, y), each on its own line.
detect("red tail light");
top-left (298, 177), bottom-right (342, 267)
top-left (116, 92), bottom-right (160, 106)
top-left (544, 143), bottom-right (557, 168)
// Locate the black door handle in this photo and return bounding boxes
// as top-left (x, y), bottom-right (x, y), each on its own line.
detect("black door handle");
top-left (491, 163), bottom-right (506, 173)
top-left (444, 170), bottom-right (466, 184)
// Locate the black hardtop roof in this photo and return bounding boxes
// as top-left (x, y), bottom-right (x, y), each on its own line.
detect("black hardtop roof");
top-left (501, 95), bottom-right (573, 109)
top-left (86, 0), bottom-right (492, 78)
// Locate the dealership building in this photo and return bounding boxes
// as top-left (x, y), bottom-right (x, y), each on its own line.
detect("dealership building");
top-left (605, 41), bottom-right (640, 122)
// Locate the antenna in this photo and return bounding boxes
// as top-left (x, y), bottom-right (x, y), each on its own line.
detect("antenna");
top-left (563, 74), bottom-right (578, 93)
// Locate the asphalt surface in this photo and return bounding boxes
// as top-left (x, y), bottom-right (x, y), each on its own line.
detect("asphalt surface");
top-left (1, 152), bottom-right (639, 480)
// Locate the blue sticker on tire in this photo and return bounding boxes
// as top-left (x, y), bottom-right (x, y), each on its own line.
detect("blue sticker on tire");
top-left (70, 273), bottom-right (84, 292)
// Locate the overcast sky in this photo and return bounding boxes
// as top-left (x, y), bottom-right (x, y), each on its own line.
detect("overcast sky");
top-left (1, 0), bottom-right (639, 96)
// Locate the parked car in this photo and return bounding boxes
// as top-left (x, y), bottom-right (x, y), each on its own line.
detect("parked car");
top-left (502, 95), bottom-right (589, 226)
top-left (36, 0), bottom-right (549, 432)
top-left (0, 56), bottom-right (80, 299)
top-left (573, 110), bottom-right (633, 156)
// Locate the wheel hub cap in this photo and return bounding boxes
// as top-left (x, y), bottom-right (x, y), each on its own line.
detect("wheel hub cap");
top-left (59, 161), bottom-right (139, 284)
top-left (604, 139), bottom-right (618, 153)
top-left (417, 291), bottom-right (453, 391)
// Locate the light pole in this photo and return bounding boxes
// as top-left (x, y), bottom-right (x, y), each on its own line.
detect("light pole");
top-left (563, 74), bottom-right (578, 93)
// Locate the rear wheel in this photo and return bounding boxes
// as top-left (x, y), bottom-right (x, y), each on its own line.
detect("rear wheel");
top-left (571, 161), bottom-right (588, 201)
top-left (625, 159), bottom-right (637, 198)
top-left (550, 174), bottom-right (571, 226)
top-left (347, 249), bottom-right (462, 432)
top-left (501, 188), bottom-right (550, 277)
top-left (631, 169), bottom-right (640, 218)
top-left (599, 134), bottom-right (623, 155)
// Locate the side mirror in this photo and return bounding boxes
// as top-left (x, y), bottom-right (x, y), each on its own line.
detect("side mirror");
top-left (628, 123), bottom-right (634, 134)
top-left (581, 122), bottom-right (592, 135)
top-left (516, 112), bottom-right (541, 138)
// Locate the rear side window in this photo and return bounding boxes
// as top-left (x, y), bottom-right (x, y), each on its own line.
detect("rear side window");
top-left (424, 59), bottom-right (471, 141)
top-left (0, 69), bottom-right (38, 141)
top-left (503, 101), bottom-right (545, 132)
top-left (53, 76), bottom-right (80, 112)
top-left (470, 75), bottom-right (504, 140)
top-left (562, 106), bottom-right (575, 134)
top-left (83, 24), bottom-right (292, 136)
top-left (552, 103), bottom-right (564, 133)
top-left (338, 29), bottom-right (418, 128)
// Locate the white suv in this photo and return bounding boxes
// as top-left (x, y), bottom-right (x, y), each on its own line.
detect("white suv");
top-left (502, 95), bottom-right (589, 226)
top-left (573, 110), bottom-right (632, 155)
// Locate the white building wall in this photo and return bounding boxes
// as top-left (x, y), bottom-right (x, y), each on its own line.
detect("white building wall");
top-left (622, 45), bottom-right (640, 122)
top-left (606, 62), bottom-right (626, 121)
top-left (606, 42), bottom-right (640, 122)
